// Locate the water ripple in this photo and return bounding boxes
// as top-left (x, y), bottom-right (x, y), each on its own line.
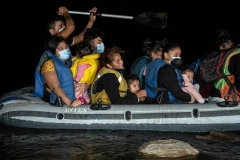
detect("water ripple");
top-left (0, 124), bottom-right (239, 160)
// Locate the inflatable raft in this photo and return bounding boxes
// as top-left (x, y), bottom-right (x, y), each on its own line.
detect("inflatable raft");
top-left (0, 86), bottom-right (240, 132)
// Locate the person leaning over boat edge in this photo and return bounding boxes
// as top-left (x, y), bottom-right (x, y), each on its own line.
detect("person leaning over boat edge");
top-left (34, 36), bottom-right (81, 107)
top-left (144, 40), bottom-right (195, 104)
top-left (90, 45), bottom-right (146, 104)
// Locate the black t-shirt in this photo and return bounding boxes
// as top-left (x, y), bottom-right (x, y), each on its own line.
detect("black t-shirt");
top-left (157, 65), bottom-right (191, 103)
top-left (95, 73), bottom-right (139, 104)
top-left (43, 36), bottom-right (73, 51)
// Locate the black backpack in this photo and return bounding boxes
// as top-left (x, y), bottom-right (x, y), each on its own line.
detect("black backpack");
top-left (200, 47), bottom-right (239, 83)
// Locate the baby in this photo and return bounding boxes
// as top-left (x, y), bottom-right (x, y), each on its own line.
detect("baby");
top-left (125, 75), bottom-right (145, 103)
top-left (181, 67), bottom-right (205, 103)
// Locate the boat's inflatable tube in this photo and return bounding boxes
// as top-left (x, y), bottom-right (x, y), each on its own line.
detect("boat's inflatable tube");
top-left (0, 86), bottom-right (239, 132)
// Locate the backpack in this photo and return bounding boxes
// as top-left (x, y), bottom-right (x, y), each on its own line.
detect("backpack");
top-left (200, 49), bottom-right (232, 83)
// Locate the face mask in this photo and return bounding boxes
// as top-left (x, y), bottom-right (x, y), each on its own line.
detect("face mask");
top-left (58, 48), bottom-right (71, 60)
top-left (94, 43), bottom-right (105, 53)
top-left (170, 57), bottom-right (182, 68)
top-left (58, 26), bottom-right (65, 33)
top-left (167, 53), bottom-right (182, 68)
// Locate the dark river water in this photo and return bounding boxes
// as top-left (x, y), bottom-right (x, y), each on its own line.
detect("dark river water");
top-left (1, 2), bottom-right (240, 160)
top-left (0, 124), bottom-right (239, 160)
top-left (0, 0), bottom-right (240, 160)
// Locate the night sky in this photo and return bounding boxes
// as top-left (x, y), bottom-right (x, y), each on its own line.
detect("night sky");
top-left (1, 0), bottom-right (239, 95)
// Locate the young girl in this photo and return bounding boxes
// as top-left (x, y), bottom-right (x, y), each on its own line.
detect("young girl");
top-left (125, 75), bottom-right (145, 103)
top-left (71, 42), bottom-right (100, 104)
top-left (180, 67), bottom-right (205, 103)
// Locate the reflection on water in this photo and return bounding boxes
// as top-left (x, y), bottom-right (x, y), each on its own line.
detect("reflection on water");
top-left (0, 124), bottom-right (239, 160)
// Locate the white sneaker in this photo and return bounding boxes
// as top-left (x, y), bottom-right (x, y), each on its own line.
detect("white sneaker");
top-left (208, 96), bottom-right (225, 103)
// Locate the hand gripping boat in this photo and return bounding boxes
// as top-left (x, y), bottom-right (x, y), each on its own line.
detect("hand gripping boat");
top-left (0, 86), bottom-right (240, 132)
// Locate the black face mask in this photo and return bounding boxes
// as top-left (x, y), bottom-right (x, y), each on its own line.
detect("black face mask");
top-left (170, 57), bottom-right (182, 68)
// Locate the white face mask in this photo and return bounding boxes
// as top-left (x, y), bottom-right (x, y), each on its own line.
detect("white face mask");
top-left (58, 26), bottom-right (65, 33)
top-left (58, 48), bottom-right (71, 60)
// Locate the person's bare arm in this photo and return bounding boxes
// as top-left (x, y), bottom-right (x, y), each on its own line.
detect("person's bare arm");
top-left (43, 71), bottom-right (81, 107)
top-left (57, 6), bottom-right (75, 39)
top-left (43, 71), bottom-right (72, 105)
top-left (71, 7), bottom-right (97, 46)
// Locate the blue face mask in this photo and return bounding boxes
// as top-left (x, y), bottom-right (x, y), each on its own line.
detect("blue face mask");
top-left (95, 43), bottom-right (105, 53)
top-left (58, 48), bottom-right (71, 60)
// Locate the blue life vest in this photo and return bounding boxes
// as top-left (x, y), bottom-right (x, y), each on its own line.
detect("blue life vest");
top-left (145, 58), bottom-right (183, 103)
top-left (130, 56), bottom-right (151, 89)
top-left (34, 50), bottom-right (74, 104)
top-left (189, 56), bottom-right (207, 84)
